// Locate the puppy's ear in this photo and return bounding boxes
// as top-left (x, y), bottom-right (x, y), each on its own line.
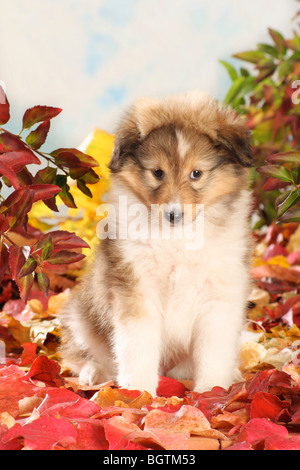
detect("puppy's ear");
top-left (108, 113), bottom-right (141, 173)
top-left (216, 124), bottom-right (254, 168)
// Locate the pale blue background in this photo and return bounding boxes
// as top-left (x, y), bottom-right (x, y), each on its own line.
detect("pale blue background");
top-left (0, 0), bottom-right (297, 150)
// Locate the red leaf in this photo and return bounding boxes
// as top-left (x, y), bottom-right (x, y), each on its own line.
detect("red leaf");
top-left (22, 106), bottom-right (62, 130)
top-left (25, 119), bottom-right (50, 149)
top-left (33, 166), bottom-right (57, 184)
top-left (250, 392), bottom-right (290, 421)
top-left (0, 243), bottom-right (9, 284)
top-left (18, 256), bottom-right (38, 278)
top-left (28, 183), bottom-right (61, 202)
top-left (37, 388), bottom-right (100, 419)
top-left (2, 416), bottom-right (77, 450)
top-left (16, 272), bottom-right (34, 303)
top-left (265, 435), bottom-right (300, 450)
top-left (263, 177), bottom-right (290, 191)
top-left (20, 343), bottom-right (38, 366)
top-left (0, 132), bottom-right (26, 154)
top-left (8, 245), bottom-right (26, 280)
top-left (235, 418), bottom-right (287, 448)
top-left (0, 366), bottom-right (48, 418)
top-left (0, 187), bottom-right (27, 214)
top-left (24, 356), bottom-right (65, 387)
top-left (157, 376), bottom-right (188, 398)
top-left (51, 148), bottom-right (99, 168)
top-left (226, 442), bottom-right (253, 450)
top-left (102, 418), bottom-right (136, 450)
top-left (48, 230), bottom-right (90, 250)
top-left (0, 149), bottom-right (40, 172)
top-left (287, 251), bottom-right (300, 265)
top-left (0, 162), bottom-right (20, 189)
top-left (36, 271), bottom-right (50, 297)
top-left (0, 85), bottom-right (10, 125)
top-left (262, 243), bottom-right (289, 260)
top-left (46, 250), bottom-right (85, 265)
top-left (68, 421), bottom-right (108, 450)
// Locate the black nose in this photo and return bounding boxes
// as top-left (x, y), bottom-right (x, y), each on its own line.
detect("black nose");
top-left (164, 209), bottom-right (182, 225)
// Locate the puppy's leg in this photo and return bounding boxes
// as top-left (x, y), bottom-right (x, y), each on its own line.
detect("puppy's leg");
top-left (60, 294), bottom-right (115, 385)
top-left (193, 298), bottom-right (245, 393)
top-left (112, 296), bottom-right (161, 397)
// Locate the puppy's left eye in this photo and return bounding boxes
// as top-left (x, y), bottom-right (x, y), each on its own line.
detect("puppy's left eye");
top-left (190, 170), bottom-right (202, 180)
top-left (152, 169), bottom-right (165, 180)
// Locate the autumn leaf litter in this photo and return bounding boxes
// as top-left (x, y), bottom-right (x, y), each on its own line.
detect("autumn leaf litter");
top-left (1, 223), bottom-right (300, 450)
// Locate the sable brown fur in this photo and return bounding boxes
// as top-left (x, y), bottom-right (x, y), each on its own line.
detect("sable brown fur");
top-left (59, 91), bottom-right (254, 394)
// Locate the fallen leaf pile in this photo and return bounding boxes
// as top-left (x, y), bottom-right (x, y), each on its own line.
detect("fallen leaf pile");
top-left (0, 221), bottom-right (300, 450)
top-left (1, 129), bottom-right (300, 450)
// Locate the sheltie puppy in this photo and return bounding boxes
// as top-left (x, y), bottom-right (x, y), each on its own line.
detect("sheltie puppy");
top-left (59, 91), bottom-right (254, 396)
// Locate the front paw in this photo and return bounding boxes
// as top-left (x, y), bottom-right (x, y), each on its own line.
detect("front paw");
top-left (79, 362), bottom-right (105, 386)
top-left (117, 375), bottom-right (158, 397)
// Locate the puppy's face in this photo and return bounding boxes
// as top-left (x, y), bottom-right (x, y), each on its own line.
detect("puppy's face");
top-left (109, 94), bottom-right (253, 225)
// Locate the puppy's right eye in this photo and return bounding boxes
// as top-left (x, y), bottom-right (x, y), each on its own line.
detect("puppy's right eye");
top-left (152, 169), bottom-right (164, 180)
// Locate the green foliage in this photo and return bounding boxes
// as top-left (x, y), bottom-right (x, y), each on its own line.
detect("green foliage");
top-left (220, 20), bottom-right (300, 227)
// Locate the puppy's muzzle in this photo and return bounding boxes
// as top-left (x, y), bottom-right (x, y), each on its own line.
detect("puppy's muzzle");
top-left (164, 207), bottom-right (182, 225)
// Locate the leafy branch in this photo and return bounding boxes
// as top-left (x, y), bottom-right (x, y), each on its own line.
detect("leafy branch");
top-left (220, 21), bottom-right (300, 226)
top-left (0, 85), bottom-right (101, 301)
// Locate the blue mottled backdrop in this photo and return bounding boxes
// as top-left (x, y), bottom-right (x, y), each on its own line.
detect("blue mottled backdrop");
top-left (0, 0), bottom-right (296, 149)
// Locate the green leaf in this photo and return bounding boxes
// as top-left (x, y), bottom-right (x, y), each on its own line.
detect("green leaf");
top-left (16, 273), bottom-right (34, 303)
top-left (59, 184), bottom-right (77, 209)
top-left (77, 179), bottom-right (92, 198)
top-left (18, 255), bottom-right (38, 278)
top-left (268, 28), bottom-right (286, 55)
top-left (34, 167), bottom-right (57, 185)
top-left (267, 151), bottom-right (300, 165)
top-left (25, 120), bottom-right (50, 149)
top-left (224, 76), bottom-right (256, 105)
top-left (256, 165), bottom-right (294, 183)
top-left (46, 250), bottom-right (85, 265)
top-left (233, 50), bottom-right (266, 64)
top-left (37, 272), bottom-right (50, 297)
top-left (80, 168), bottom-right (100, 184)
top-left (54, 174), bottom-right (68, 188)
top-left (41, 235), bottom-right (53, 261)
top-left (219, 60), bottom-right (238, 81)
top-left (289, 51), bottom-right (300, 61)
top-left (278, 207), bottom-right (300, 223)
top-left (255, 61), bottom-right (277, 83)
top-left (50, 148), bottom-right (99, 169)
top-left (275, 189), bottom-right (300, 217)
top-left (277, 61), bottom-right (293, 79)
top-left (240, 67), bottom-right (250, 77)
top-left (257, 43), bottom-right (279, 58)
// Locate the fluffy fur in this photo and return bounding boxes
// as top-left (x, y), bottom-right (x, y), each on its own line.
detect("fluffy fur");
top-left (59, 91), bottom-right (254, 396)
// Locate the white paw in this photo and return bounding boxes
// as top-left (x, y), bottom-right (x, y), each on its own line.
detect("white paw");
top-left (117, 376), bottom-right (158, 397)
top-left (78, 362), bottom-right (104, 386)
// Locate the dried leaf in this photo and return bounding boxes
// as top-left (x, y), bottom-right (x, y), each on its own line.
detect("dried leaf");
top-left (25, 120), bottom-right (50, 149)
top-left (22, 106), bottom-right (62, 130)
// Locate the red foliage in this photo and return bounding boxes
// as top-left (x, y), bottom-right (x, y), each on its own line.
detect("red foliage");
top-left (0, 85), bottom-right (99, 302)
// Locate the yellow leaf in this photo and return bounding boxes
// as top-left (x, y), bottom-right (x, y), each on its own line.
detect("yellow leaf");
top-left (267, 255), bottom-right (290, 269)
top-left (287, 225), bottom-right (300, 253)
top-left (239, 341), bottom-right (267, 372)
top-left (60, 128), bottom-right (114, 255)
top-left (47, 291), bottom-right (70, 316)
top-left (251, 257), bottom-right (265, 268)
top-left (85, 128), bottom-right (114, 178)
